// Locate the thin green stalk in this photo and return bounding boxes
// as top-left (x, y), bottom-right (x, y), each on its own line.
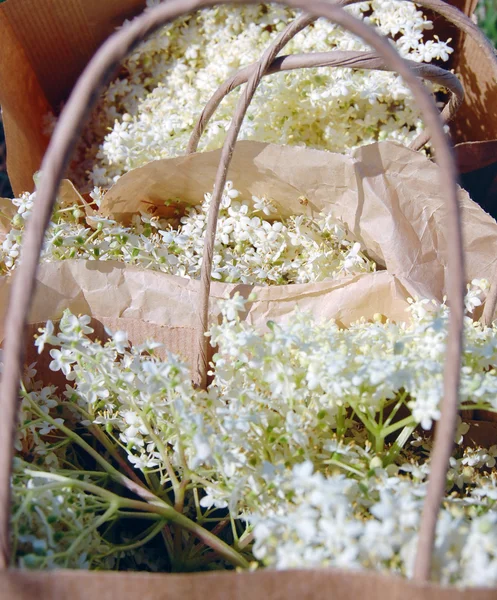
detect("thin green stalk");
top-left (59, 402), bottom-right (144, 488)
top-left (189, 518), bottom-right (230, 559)
top-left (116, 511), bottom-right (163, 520)
top-left (375, 433), bottom-right (384, 455)
top-left (65, 502), bottom-right (118, 563)
top-left (118, 501), bottom-right (248, 568)
top-left (24, 470), bottom-right (248, 569)
top-left (87, 424), bottom-right (147, 488)
top-left (182, 527), bottom-right (199, 560)
top-left (381, 415), bottom-right (416, 438)
top-left (323, 457), bottom-right (365, 478)
top-left (230, 513), bottom-right (239, 546)
top-left (193, 487), bottom-right (203, 521)
top-left (349, 402), bottom-right (379, 438)
top-left (98, 519), bottom-right (167, 556)
top-left (383, 391), bottom-right (408, 429)
top-left (336, 407), bottom-right (346, 437)
top-left (24, 394), bottom-right (162, 506)
top-left (460, 403), bottom-right (497, 412)
top-left (83, 227), bottom-right (102, 246)
top-left (33, 505), bottom-right (55, 547)
top-left (129, 402), bottom-right (180, 495)
top-left (384, 425), bottom-right (416, 465)
top-left (235, 530), bottom-right (254, 551)
top-left (161, 525), bottom-right (175, 562)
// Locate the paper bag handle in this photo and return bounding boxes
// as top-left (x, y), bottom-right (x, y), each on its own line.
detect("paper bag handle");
top-left (0, 0), bottom-right (464, 582)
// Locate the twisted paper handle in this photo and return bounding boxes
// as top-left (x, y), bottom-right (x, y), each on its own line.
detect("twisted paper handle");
top-left (0, 0), bottom-right (473, 584)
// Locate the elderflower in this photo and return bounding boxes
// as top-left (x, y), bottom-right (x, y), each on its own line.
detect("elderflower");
top-left (11, 461), bottom-right (114, 570)
top-left (250, 461), bottom-right (497, 586)
top-left (68, 1), bottom-right (453, 189)
top-left (0, 183), bottom-right (374, 284)
top-left (11, 286), bottom-right (497, 581)
top-left (32, 281), bottom-right (497, 521)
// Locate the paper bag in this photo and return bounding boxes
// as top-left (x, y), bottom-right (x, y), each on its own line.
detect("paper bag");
top-left (1, 140), bottom-right (496, 366)
top-left (1, 0), bottom-right (497, 197)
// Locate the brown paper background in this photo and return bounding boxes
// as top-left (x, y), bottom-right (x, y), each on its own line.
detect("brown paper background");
top-left (1, 0), bottom-right (496, 196)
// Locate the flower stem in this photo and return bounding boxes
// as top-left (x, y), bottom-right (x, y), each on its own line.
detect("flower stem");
top-left (381, 415), bottom-right (416, 438)
top-left (24, 470), bottom-right (249, 569)
top-left (24, 394), bottom-right (170, 506)
top-left (384, 425), bottom-right (417, 465)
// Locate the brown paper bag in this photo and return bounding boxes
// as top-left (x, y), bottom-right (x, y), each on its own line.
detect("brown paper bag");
top-left (0, 2), bottom-right (494, 595)
top-left (2, 565), bottom-right (497, 600)
top-left (1, 0), bottom-right (497, 197)
top-left (1, 140), bottom-right (496, 365)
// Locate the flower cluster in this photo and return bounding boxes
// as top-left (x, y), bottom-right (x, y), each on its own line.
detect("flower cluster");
top-left (72, 0), bottom-right (453, 189)
top-left (250, 460), bottom-right (497, 585)
top-left (10, 281), bottom-right (497, 580)
top-left (0, 183), bottom-right (374, 284)
top-left (11, 460), bottom-right (115, 570)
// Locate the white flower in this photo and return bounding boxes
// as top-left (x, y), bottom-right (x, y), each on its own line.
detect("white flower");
top-left (49, 349), bottom-right (75, 377)
top-left (61, 2), bottom-right (453, 189)
top-left (35, 320), bottom-right (56, 354)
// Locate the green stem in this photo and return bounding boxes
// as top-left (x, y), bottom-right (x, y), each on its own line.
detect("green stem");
top-left (65, 502), bottom-right (118, 564)
top-left (99, 519), bottom-right (167, 556)
top-left (236, 530), bottom-right (254, 551)
top-left (323, 458), bottom-right (365, 478)
top-left (87, 424), bottom-right (146, 488)
top-left (383, 391), bottom-right (408, 429)
top-left (384, 425), bottom-right (416, 465)
top-left (349, 403), bottom-right (379, 438)
top-left (83, 227), bottom-right (102, 245)
top-left (375, 434), bottom-right (384, 455)
top-left (381, 415), bottom-right (416, 438)
top-left (59, 402), bottom-right (127, 469)
top-left (24, 394), bottom-right (162, 506)
top-left (460, 403), bottom-right (497, 412)
top-left (24, 470), bottom-right (248, 569)
top-left (116, 511), bottom-right (164, 520)
top-left (189, 518), bottom-right (229, 559)
top-left (131, 405), bottom-right (180, 494)
top-left (336, 407), bottom-right (346, 437)
top-left (161, 525), bottom-right (175, 563)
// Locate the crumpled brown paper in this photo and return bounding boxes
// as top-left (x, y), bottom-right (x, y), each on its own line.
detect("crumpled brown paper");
top-left (0, 260), bottom-right (417, 364)
top-left (100, 140), bottom-right (497, 301)
top-left (1, 140), bottom-right (496, 367)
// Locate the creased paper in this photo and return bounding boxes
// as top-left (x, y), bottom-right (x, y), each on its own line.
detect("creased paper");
top-left (1, 141), bottom-right (497, 367)
top-left (101, 140), bottom-right (497, 301)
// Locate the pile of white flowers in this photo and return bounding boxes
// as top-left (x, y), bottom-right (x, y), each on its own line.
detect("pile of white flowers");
top-left (8, 0), bottom-right (497, 586)
top-left (74, 0), bottom-right (453, 189)
top-left (0, 182), bottom-right (374, 283)
top-left (11, 286), bottom-right (497, 583)
top-left (250, 458), bottom-right (497, 584)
